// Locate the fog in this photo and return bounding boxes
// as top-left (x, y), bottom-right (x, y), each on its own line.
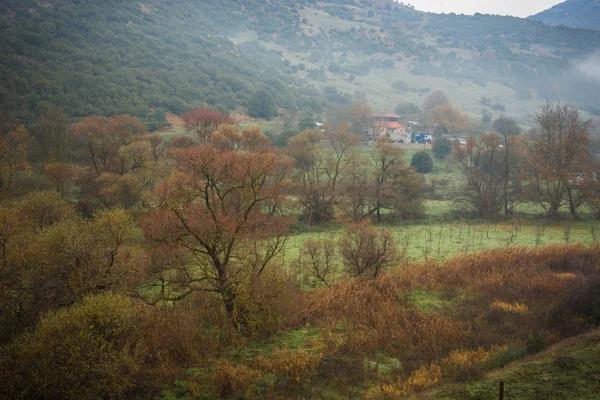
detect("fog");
top-left (576, 52), bottom-right (600, 81)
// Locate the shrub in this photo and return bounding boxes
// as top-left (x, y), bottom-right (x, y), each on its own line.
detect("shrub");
top-left (432, 138), bottom-right (452, 160)
top-left (490, 300), bottom-right (529, 314)
top-left (411, 151), bottom-right (433, 173)
top-left (492, 102), bottom-right (506, 112)
top-left (215, 362), bottom-right (257, 398)
top-left (255, 346), bottom-right (324, 388)
top-left (339, 221), bottom-right (398, 279)
top-left (391, 80), bottom-right (409, 92)
top-left (296, 238), bottom-right (339, 286)
top-left (368, 346), bottom-right (504, 398)
top-left (483, 345), bottom-right (527, 370)
top-left (7, 293), bottom-right (143, 400)
top-left (307, 274), bottom-right (465, 358)
top-left (526, 331), bottom-right (549, 354)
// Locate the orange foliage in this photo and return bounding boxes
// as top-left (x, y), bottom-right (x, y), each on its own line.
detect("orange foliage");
top-left (181, 108), bottom-right (235, 144)
top-left (428, 104), bottom-right (470, 133)
top-left (306, 273), bottom-right (465, 359)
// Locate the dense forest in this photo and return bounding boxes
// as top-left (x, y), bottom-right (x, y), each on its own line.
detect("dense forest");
top-left (3, 0), bottom-right (600, 126)
top-left (0, 0), bottom-right (324, 124)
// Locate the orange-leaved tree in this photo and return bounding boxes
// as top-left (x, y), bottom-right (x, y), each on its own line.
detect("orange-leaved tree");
top-left (142, 130), bottom-right (292, 335)
top-left (181, 108), bottom-right (235, 144)
top-left (428, 104), bottom-right (470, 135)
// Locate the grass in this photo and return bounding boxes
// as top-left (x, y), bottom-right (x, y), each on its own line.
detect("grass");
top-left (408, 290), bottom-right (457, 313)
top-left (282, 209), bottom-right (600, 266)
top-left (424, 330), bottom-right (600, 400)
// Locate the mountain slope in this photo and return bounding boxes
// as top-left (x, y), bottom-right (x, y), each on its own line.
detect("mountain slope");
top-left (530, 0), bottom-right (600, 31)
top-left (0, 0), bottom-right (323, 124)
top-left (2, 0), bottom-right (600, 126)
top-left (232, 0), bottom-right (600, 122)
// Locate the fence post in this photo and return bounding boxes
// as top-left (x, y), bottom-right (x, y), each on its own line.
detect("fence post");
top-left (499, 380), bottom-right (504, 400)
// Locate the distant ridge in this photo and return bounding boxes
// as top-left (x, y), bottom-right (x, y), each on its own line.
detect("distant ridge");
top-left (530, 0), bottom-right (600, 31)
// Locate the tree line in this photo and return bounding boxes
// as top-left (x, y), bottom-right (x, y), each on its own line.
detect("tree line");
top-left (453, 104), bottom-right (599, 220)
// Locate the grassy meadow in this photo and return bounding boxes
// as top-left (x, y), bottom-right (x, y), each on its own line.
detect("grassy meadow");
top-left (282, 213), bottom-right (599, 267)
top-left (281, 146), bottom-right (599, 272)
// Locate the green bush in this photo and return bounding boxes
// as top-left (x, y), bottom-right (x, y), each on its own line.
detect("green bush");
top-left (526, 331), bottom-right (549, 354)
top-left (411, 152), bottom-right (433, 173)
top-left (432, 138), bottom-right (452, 160)
top-left (483, 345), bottom-right (527, 370)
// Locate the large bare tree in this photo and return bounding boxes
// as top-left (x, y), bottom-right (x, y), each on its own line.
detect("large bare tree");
top-left (142, 130), bottom-right (291, 334)
top-left (527, 103), bottom-right (593, 219)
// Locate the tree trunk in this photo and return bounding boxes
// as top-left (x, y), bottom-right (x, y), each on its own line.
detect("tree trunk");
top-left (222, 288), bottom-right (252, 337)
top-left (566, 187), bottom-right (579, 220)
top-left (547, 203), bottom-right (561, 219)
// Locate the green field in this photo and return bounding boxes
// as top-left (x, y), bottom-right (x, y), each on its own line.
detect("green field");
top-left (282, 212), bottom-right (599, 268)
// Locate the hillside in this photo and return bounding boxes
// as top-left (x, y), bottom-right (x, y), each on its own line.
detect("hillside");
top-left (2, 0), bottom-right (600, 125)
top-left (231, 0), bottom-right (600, 124)
top-left (530, 0), bottom-right (600, 31)
top-left (427, 330), bottom-right (600, 399)
top-left (0, 0), bottom-right (324, 124)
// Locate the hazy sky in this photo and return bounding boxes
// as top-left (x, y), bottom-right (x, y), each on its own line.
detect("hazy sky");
top-left (405, 0), bottom-right (564, 18)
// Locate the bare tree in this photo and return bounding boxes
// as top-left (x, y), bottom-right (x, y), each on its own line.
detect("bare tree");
top-left (527, 103), bottom-right (593, 219)
top-left (338, 150), bottom-right (371, 221)
top-left (288, 127), bottom-right (358, 225)
top-left (493, 116), bottom-right (524, 218)
top-left (339, 221), bottom-right (398, 279)
top-left (454, 134), bottom-right (504, 218)
top-left (297, 239), bottom-right (338, 286)
top-left (367, 138), bottom-right (404, 223)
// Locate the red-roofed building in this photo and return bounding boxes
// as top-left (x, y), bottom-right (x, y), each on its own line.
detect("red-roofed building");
top-left (368, 112), bottom-right (409, 142)
top-left (375, 121), bottom-right (409, 142)
top-left (377, 122), bottom-right (404, 129)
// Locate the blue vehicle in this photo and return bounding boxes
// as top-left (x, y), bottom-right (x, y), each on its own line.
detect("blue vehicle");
top-left (411, 132), bottom-right (433, 144)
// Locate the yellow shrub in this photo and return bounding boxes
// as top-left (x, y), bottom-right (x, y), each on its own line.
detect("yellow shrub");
top-left (371, 346), bottom-right (507, 398)
top-left (256, 346), bottom-right (323, 385)
top-left (490, 300), bottom-right (529, 314)
top-left (403, 362), bottom-right (443, 392)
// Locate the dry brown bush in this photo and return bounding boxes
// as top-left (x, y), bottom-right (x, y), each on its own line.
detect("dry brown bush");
top-left (398, 245), bottom-right (600, 341)
top-left (306, 273), bottom-right (465, 360)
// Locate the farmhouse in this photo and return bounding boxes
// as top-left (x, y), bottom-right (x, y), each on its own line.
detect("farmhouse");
top-left (368, 113), bottom-right (410, 142)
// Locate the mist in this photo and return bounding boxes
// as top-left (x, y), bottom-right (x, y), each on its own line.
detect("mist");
top-left (576, 52), bottom-right (600, 81)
